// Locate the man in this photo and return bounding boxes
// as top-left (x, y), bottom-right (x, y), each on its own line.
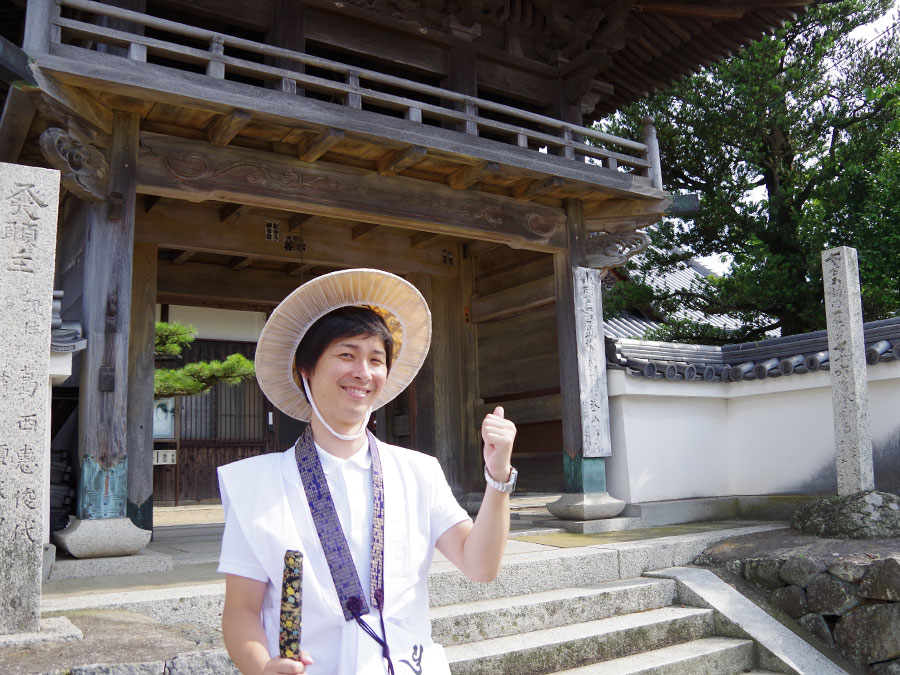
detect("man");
top-left (217, 269), bottom-right (517, 674)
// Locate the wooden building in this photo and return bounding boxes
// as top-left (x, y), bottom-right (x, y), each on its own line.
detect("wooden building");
top-left (1, 0), bottom-right (812, 533)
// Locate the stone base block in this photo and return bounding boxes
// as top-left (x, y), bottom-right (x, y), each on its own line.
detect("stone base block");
top-left (49, 549), bottom-right (173, 580)
top-left (0, 617), bottom-right (82, 647)
top-left (52, 517), bottom-right (151, 559)
top-left (547, 492), bottom-right (626, 520)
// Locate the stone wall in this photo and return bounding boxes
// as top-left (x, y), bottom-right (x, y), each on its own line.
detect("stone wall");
top-left (727, 554), bottom-right (900, 672)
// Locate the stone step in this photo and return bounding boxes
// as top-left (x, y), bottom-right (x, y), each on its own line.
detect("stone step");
top-left (445, 606), bottom-right (715, 675)
top-left (152, 523), bottom-right (224, 543)
top-left (429, 546), bottom-right (618, 607)
top-left (548, 637), bottom-right (755, 674)
top-left (432, 577), bottom-right (676, 646)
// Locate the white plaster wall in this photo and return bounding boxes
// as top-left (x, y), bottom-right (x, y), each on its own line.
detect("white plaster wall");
top-left (155, 305), bottom-right (266, 342)
top-left (607, 393), bottom-right (728, 503)
top-left (726, 387), bottom-right (835, 495)
top-left (607, 360), bottom-right (900, 504)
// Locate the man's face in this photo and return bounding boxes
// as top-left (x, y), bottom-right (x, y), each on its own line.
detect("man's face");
top-left (304, 333), bottom-right (388, 429)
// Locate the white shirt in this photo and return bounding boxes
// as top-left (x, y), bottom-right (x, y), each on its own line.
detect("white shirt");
top-left (217, 439), bottom-right (469, 675)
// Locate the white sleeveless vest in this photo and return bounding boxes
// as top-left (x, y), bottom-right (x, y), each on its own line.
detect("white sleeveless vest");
top-left (218, 441), bottom-right (455, 675)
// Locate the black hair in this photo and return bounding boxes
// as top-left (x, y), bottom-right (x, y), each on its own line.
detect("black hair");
top-left (294, 306), bottom-right (394, 382)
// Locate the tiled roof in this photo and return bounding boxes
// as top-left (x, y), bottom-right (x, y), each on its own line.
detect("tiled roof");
top-left (606, 317), bottom-right (900, 382)
top-left (613, 252), bottom-right (755, 337)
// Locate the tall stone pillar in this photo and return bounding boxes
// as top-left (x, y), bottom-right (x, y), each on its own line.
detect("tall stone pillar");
top-left (49, 111), bottom-right (151, 557)
top-left (0, 163), bottom-right (59, 633)
top-left (822, 246), bottom-right (875, 495)
top-left (547, 200), bottom-right (625, 526)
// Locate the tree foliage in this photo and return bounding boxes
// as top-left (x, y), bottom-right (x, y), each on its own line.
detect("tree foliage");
top-left (153, 321), bottom-right (255, 397)
top-left (602, 0), bottom-right (900, 341)
top-left (154, 321), bottom-right (196, 357)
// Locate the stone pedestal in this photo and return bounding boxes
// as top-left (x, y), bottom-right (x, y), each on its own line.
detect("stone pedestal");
top-left (547, 492), bottom-right (626, 520)
top-left (0, 163), bottom-right (60, 634)
top-left (52, 517), bottom-right (151, 559)
top-left (821, 247), bottom-right (875, 496)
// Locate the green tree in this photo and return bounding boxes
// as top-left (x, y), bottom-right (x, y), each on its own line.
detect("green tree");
top-left (602, 0), bottom-right (900, 342)
top-left (154, 321), bottom-right (255, 397)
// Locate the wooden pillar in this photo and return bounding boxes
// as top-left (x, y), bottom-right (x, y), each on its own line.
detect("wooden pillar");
top-left (267, 0), bottom-right (305, 94)
top-left (408, 265), bottom-right (474, 494)
top-left (444, 47), bottom-right (478, 135)
top-left (75, 110), bottom-right (140, 520)
top-left (126, 241), bottom-right (157, 531)
top-left (407, 273), bottom-right (435, 457)
top-left (547, 199), bottom-right (624, 521)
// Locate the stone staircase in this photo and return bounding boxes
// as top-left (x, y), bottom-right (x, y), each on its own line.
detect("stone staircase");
top-left (432, 577), bottom-right (774, 674)
top-left (421, 539), bottom-right (821, 675)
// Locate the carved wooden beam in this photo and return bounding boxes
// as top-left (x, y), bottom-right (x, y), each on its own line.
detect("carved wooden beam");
top-left (136, 204), bottom-right (460, 278)
top-left (39, 127), bottom-right (109, 202)
top-left (377, 145), bottom-right (427, 177)
top-left (137, 132), bottom-right (567, 251)
top-left (206, 109), bottom-right (251, 147)
top-left (297, 128), bottom-right (344, 162)
top-left (447, 161), bottom-right (500, 190)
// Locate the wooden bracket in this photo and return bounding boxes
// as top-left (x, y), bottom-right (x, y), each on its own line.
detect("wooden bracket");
top-left (297, 128), bottom-right (344, 162)
top-left (206, 109), bottom-right (251, 147)
top-left (512, 176), bottom-right (565, 202)
top-left (447, 161), bottom-right (500, 190)
top-left (377, 145), bottom-right (427, 177)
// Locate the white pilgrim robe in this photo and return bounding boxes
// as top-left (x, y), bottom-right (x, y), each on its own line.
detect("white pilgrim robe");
top-left (217, 438), bottom-right (470, 675)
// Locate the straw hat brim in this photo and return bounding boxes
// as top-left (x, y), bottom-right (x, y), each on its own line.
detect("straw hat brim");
top-left (255, 268), bottom-right (432, 421)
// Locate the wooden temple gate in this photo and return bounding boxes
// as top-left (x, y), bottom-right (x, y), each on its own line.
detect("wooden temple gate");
top-left (1, 0), bottom-right (811, 534)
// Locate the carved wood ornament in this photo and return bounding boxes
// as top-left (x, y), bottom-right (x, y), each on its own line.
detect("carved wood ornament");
top-left (39, 128), bottom-right (109, 203)
top-left (582, 230), bottom-right (650, 269)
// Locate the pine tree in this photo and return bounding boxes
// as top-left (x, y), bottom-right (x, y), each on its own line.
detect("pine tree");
top-left (153, 321), bottom-right (255, 397)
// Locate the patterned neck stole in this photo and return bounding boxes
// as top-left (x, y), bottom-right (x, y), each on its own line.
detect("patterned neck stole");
top-left (294, 426), bottom-right (393, 674)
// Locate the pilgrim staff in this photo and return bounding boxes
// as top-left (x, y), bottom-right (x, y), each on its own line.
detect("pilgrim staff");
top-left (218, 269), bottom-right (516, 675)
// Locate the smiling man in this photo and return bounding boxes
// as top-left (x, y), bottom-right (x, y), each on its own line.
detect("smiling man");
top-left (216, 269), bottom-right (517, 675)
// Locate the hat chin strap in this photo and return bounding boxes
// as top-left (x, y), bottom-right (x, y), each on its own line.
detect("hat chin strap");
top-left (302, 376), bottom-right (371, 442)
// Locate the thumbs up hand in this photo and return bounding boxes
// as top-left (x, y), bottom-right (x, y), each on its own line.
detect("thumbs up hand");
top-left (481, 406), bottom-right (516, 483)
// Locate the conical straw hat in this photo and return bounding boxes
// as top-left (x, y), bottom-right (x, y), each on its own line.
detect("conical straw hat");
top-left (255, 268), bottom-right (431, 421)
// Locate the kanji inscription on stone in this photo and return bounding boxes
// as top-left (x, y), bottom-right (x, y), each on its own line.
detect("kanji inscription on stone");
top-left (572, 266), bottom-right (612, 458)
top-left (0, 163), bottom-right (60, 634)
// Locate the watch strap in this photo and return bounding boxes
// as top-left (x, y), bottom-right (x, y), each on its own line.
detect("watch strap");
top-left (484, 465), bottom-right (517, 493)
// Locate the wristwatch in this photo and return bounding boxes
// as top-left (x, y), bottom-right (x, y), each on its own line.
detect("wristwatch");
top-left (484, 465), bottom-right (518, 493)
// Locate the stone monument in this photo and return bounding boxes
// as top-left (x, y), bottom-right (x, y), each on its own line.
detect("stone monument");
top-left (821, 246), bottom-right (875, 496)
top-left (0, 164), bottom-right (59, 633)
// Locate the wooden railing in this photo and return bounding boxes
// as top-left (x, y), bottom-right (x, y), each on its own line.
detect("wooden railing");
top-left (39, 0), bottom-right (660, 181)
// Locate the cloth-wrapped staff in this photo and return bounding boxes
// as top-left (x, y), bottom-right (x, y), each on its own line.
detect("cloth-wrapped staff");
top-left (279, 550), bottom-right (303, 660)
